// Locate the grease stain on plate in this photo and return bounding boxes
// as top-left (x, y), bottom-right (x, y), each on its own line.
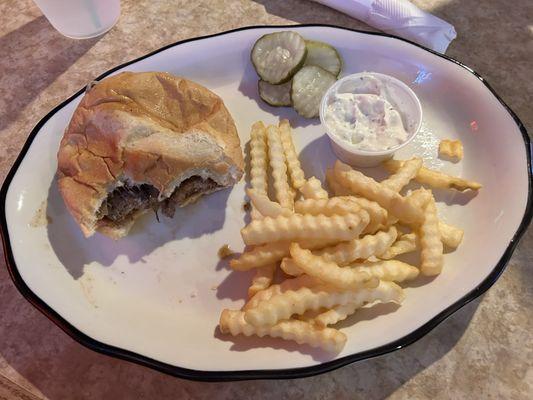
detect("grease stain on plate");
top-left (29, 200), bottom-right (52, 227)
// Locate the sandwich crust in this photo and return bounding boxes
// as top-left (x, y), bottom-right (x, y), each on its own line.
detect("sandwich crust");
top-left (57, 71), bottom-right (244, 238)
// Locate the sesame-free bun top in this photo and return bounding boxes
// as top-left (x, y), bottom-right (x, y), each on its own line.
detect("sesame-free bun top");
top-left (57, 71), bottom-right (244, 239)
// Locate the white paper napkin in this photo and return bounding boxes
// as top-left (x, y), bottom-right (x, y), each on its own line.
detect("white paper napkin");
top-left (312, 0), bottom-right (457, 53)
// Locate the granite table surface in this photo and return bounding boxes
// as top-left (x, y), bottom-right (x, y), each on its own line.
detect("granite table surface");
top-left (0, 0), bottom-right (532, 399)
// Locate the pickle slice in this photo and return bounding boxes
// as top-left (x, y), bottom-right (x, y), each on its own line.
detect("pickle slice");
top-left (291, 66), bottom-right (337, 118)
top-left (304, 40), bottom-right (342, 77)
top-left (251, 31), bottom-right (307, 84)
top-left (258, 80), bottom-right (292, 107)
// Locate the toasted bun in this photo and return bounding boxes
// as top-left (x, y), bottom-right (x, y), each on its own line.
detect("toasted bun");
top-left (57, 71), bottom-right (244, 238)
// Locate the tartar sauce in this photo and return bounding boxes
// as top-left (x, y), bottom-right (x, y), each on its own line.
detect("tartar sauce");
top-left (324, 74), bottom-right (409, 151)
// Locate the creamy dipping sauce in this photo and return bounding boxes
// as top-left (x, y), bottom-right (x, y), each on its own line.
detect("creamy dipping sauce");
top-left (324, 74), bottom-right (409, 151)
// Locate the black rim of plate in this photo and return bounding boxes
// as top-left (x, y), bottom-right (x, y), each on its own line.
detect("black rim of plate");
top-left (1, 24), bottom-right (531, 382)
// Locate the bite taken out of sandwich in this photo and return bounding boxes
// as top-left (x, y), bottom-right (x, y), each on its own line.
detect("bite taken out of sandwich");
top-left (56, 71), bottom-right (244, 239)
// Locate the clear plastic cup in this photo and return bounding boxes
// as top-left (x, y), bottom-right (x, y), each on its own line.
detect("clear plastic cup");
top-left (33, 0), bottom-right (120, 39)
top-left (320, 72), bottom-right (422, 168)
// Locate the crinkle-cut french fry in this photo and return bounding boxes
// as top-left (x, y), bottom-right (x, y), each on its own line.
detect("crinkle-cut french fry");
top-left (230, 238), bottom-right (344, 271)
top-left (406, 188), bottom-right (432, 209)
top-left (439, 221), bottom-right (463, 248)
top-left (439, 139), bottom-right (463, 161)
top-left (312, 303), bottom-right (360, 327)
top-left (383, 159), bottom-right (481, 191)
top-left (249, 121), bottom-right (269, 220)
top-left (230, 241), bottom-right (290, 271)
top-left (312, 280), bottom-right (406, 327)
top-left (244, 281), bottom-right (404, 327)
top-left (384, 214), bottom-right (399, 227)
top-left (347, 197), bottom-right (389, 233)
top-left (379, 232), bottom-right (418, 259)
top-left (350, 260), bottom-right (419, 282)
top-left (294, 197), bottom-right (361, 217)
top-left (267, 125), bottom-right (294, 209)
top-left (281, 227), bottom-right (398, 276)
top-left (280, 257), bottom-right (304, 276)
top-left (279, 119), bottom-right (306, 190)
top-left (249, 121), bottom-right (269, 195)
top-left (248, 264), bottom-right (277, 298)
top-left (409, 189), bottom-right (463, 249)
top-left (295, 195), bottom-right (388, 234)
top-left (334, 161), bottom-right (425, 224)
top-left (247, 188), bottom-right (292, 218)
top-left (289, 243), bottom-right (377, 290)
top-left (250, 121), bottom-right (269, 195)
top-left (244, 274), bottom-right (322, 311)
top-left (288, 185), bottom-right (298, 202)
top-left (241, 212), bottom-right (370, 246)
top-left (381, 157), bottom-right (423, 192)
top-left (406, 189), bottom-right (463, 249)
top-left (420, 193), bottom-right (444, 276)
top-left (294, 308), bottom-right (330, 321)
top-left (220, 310), bottom-right (346, 353)
top-left (300, 177), bottom-right (329, 199)
top-left (317, 226), bottom-right (398, 266)
top-left (326, 168), bottom-right (352, 196)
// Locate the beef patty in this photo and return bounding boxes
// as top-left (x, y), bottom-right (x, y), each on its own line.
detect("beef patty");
top-left (97, 176), bottom-right (220, 223)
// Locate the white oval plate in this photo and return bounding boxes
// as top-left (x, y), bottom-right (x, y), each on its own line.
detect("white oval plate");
top-left (1, 25), bottom-right (531, 381)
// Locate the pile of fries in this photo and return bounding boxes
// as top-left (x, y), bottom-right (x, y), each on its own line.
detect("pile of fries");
top-left (219, 120), bottom-right (481, 353)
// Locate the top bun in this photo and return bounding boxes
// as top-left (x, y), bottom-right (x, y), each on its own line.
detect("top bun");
top-left (57, 71), bottom-right (244, 239)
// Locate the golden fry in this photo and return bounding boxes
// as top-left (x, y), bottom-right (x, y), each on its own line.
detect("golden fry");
top-left (243, 274), bottom-right (321, 311)
top-left (279, 119), bottom-right (306, 189)
top-left (248, 264), bottom-right (277, 298)
top-left (220, 310), bottom-right (346, 353)
top-left (300, 177), bottom-right (329, 199)
top-left (230, 241), bottom-right (290, 271)
top-left (249, 122), bottom-right (269, 220)
top-left (313, 281), bottom-right (405, 327)
top-left (379, 232), bottom-right (418, 259)
top-left (244, 281), bottom-right (404, 327)
top-left (280, 257), bottom-right (303, 276)
top-left (317, 226), bottom-right (398, 266)
top-left (406, 189), bottom-right (463, 249)
top-left (439, 221), bottom-right (464, 248)
top-left (294, 197), bottom-right (361, 217)
top-left (267, 125), bottom-right (293, 209)
top-left (381, 157), bottom-right (422, 192)
top-left (249, 121), bottom-right (269, 195)
top-left (406, 188), bottom-right (432, 209)
top-left (241, 212), bottom-right (370, 246)
top-left (247, 188), bottom-right (292, 218)
top-left (348, 197), bottom-right (389, 233)
top-left (281, 226), bottom-right (398, 276)
top-left (420, 193), bottom-right (444, 276)
top-left (349, 260), bottom-right (419, 282)
top-left (384, 159), bottom-right (481, 191)
top-left (230, 237), bottom-right (347, 272)
top-left (326, 168), bottom-right (352, 196)
top-left (295, 195), bottom-right (389, 234)
top-left (334, 161), bottom-right (425, 224)
top-left (290, 243), bottom-right (377, 290)
top-left (313, 303), bottom-right (360, 327)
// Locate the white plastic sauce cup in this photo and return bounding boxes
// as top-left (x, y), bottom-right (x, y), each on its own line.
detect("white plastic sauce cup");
top-left (319, 72), bottom-right (422, 168)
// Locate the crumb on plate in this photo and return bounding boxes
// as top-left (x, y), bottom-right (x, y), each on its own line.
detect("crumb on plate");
top-left (218, 244), bottom-right (234, 259)
top-left (438, 139), bottom-right (463, 162)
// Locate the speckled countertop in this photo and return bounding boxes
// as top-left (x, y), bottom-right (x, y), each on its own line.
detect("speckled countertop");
top-left (0, 0), bottom-right (532, 399)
